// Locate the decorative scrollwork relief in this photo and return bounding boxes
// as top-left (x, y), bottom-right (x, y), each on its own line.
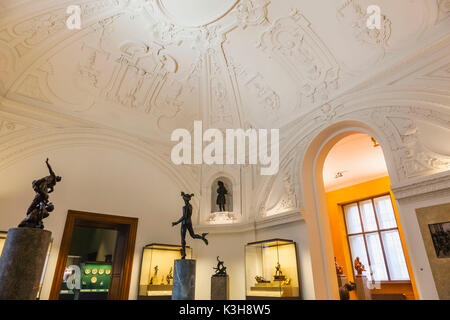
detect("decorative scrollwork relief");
top-left (257, 9), bottom-right (340, 107)
top-left (337, 0), bottom-right (392, 48)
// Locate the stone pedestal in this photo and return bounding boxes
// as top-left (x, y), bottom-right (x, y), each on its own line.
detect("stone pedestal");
top-left (172, 259), bottom-right (196, 300)
top-left (337, 274), bottom-right (348, 288)
top-left (211, 275), bottom-right (229, 300)
top-left (355, 275), bottom-right (372, 300)
top-left (0, 227), bottom-right (51, 300)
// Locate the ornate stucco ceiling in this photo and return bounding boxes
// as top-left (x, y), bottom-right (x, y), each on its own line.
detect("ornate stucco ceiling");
top-left (0, 0), bottom-right (449, 146)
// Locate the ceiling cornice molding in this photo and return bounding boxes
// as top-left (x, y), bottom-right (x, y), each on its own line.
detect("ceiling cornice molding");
top-left (391, 170), bottom-right (450, 201)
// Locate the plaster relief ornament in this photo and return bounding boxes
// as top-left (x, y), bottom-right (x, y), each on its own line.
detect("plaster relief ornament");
top-left (18, 158), bottom-right (61, 229)
top-left (172, 192), bottom-right (208, 259)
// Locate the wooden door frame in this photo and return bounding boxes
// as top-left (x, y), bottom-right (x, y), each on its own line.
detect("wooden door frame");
top-left (49, 210), bottom-right (138, 300)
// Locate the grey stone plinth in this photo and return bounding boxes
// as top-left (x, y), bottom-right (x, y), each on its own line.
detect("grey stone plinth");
top-left (355, 275), bottom-right (372, 300)
top-left (0, 227), bottom-right (51, 300)
top-left (172, 259), bottom-right (196, 300)
top-left (337, 275), bottom-right (348, 288)
top-left (211, 275), bottom-right (229, 300)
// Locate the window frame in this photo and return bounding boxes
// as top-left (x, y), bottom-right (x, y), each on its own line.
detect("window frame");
top-left (341, 193), bottom-right (411, 283)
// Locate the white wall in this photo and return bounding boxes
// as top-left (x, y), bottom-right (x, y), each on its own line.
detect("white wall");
top-left (392, 175), bottom-right (450, 300)
top-left (0, 145), bottom-right (313, 300)
top-left (191, 220), bottom-right (315, 300)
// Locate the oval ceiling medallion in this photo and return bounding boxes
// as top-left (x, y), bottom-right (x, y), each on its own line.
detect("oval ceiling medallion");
top-left (157, 0), bottom-right (239, 27)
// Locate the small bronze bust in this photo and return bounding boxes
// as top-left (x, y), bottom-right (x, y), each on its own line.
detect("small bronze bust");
top-left (354, 257), bottom-right (366, 275)
top-left (213, 256), bottom-right (227, 277)
top-left (216, 181), bottom-right (227, 212)
top-left (19, 158), bottom-right (61, 229)
top-left (172, 192), bottom-right (208, 259)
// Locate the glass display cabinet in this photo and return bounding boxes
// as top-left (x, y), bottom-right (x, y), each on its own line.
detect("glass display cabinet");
top-left (0, 231), bottom-right (6, 256)
top-left (138, 243), bottom-right (191, 300)
top-left (245, 239), bottom-right (300, 299)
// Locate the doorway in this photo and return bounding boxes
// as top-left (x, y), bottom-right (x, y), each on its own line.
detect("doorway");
top-left (322, 133), bottom-right (417, 299)
top-left (49, 210), bottom-right (138, 300)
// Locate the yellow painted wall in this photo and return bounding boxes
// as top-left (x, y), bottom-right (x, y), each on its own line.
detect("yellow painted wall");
top-left (325, 176), bottom-right (418, 300)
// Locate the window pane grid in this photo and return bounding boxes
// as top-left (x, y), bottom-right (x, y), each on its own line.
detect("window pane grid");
top-left (342, 194), bottom-right (410, 282)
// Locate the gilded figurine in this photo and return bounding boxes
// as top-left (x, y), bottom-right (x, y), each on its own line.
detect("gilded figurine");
top-left (19, 158), bottom-right (61, 229)
top-left (150, 265), bottom-right (158, 285)
top-left (274, 262), bottom-right (286, 281)
top-left (216, 181), bottom-right (227, 212)
top-left (213, 256), bottom-right (227, 276)
top-left (354, 257), bottom-right (366, 275)
top-left (166, 267), bottom-right (173, 285)
top-left (172, 192), bottom-right (208, 259)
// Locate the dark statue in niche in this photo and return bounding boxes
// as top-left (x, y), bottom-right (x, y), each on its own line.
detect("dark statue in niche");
top-left (216, 181), bottom-right (227, 212)
top-left (213, 256), bottom-right (227, 277)
top-left (19, 158), bottom-right (61, 229)
top-left (172, 192), bottom-right (208, 259)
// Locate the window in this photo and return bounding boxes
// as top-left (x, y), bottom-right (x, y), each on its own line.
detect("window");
top-left (343, 195), bottom-right (410, 281)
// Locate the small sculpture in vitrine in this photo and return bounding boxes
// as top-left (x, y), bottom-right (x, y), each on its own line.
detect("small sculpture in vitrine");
top-left (216, 181), bottom-right (228, 212)
top-left (354, 257), bottom-right (366, 275)
top-left (172, 192), bottom-right (208, 259)
top-left (213, 256), bottom-right (227, 277)
top-left (255, 276), bottom-right (270, 284)
top-left (166, 267), bottom-right (173, 285)
top-left (19, 158), bottom-right (61, 229)
top-left (273, 262), bottom-right (286, 281)
top-left (149, 265), bottom-right (159, 285)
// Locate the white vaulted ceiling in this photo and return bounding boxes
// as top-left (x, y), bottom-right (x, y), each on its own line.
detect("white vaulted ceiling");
top-left (0, 0), bottom-right (449, 146)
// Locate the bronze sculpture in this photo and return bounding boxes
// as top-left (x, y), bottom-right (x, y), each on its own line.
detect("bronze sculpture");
top-left (172, 192), bottom-right (208, 259)
top-left (216, 181), bottom-right (227, 212)
top-left (213, 256), bottom-right (227, 276)
top-left (19, 158), bottom-right (61, 229)
top-left (166, 267), bottom-right (173, 285)
top-left (274, 262), bottom-right (286, 281)
top-left (354, 257), bottom-right (366, 275)
top-left (335, 257), bottom-right (344, 275)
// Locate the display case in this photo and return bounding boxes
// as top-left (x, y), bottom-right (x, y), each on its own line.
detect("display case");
top-left (138, 243), bottom-right (191, 299)
top-left (59, 257), bottom-right (112, 299)
top-left (245, 239), bottom-right (301, 299)
top-left (0, 231), bottom-right (6, 256)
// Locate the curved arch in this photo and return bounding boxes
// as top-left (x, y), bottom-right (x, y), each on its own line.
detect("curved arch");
top-left (299, 120), bottom-right (396, 300)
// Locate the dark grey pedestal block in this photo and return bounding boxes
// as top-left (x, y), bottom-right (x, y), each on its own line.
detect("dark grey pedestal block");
top-left (0, 227), bottom-right (51, 300)
top-left (211, 275), bottom-right (229, 300)
top-left (172, 259), bottom-right (196, 300)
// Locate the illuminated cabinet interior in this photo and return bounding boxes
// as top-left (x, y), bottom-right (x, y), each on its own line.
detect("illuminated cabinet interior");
top-left (245, 239), bottom-right (300, 300)
top-left (138, 244), bottom-right (191, 300)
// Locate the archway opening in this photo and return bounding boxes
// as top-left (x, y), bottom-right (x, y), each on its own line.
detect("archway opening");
top-left (322, 133), bottom-right (417, 300)
top-left (300, 121), bottom-right (419, 300)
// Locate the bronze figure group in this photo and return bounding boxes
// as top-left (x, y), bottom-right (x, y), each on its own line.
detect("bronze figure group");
top-left (19, 158), bottom-right (61, 229)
